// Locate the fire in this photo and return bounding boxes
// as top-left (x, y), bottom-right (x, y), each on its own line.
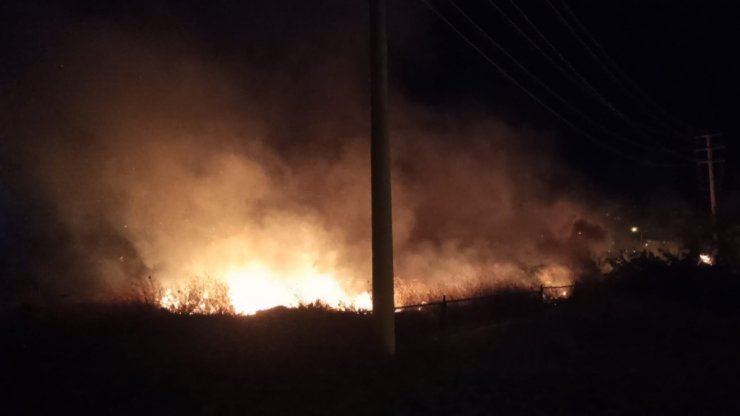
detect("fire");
top-left (548, 287), bottom-right (571, 300)
top-left (699, 253), bottom-right (714, 266)
top-left (148, 209), bottom-right (375, 315)
top-left (157, 262), bottom-right (372, 315)
top-left (224, 263), bottom-right (371, 314)
top-left (537, 264), bottom-right (574, 300)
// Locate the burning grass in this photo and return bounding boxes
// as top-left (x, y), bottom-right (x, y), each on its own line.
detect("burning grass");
top-left (148, 267), bottom-right (575, 317)
top-left (150, 275), bottom-right (371, 316)
top-left (157, 277), bottom-right (235, 315)
top-left (123, 258), bottom-right (582, 318)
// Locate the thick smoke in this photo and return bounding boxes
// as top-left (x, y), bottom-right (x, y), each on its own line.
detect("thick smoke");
top-left (0, 2), bottom-right (612, 307)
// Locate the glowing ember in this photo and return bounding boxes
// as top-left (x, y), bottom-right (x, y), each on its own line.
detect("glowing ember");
top-left (555, 287), bottom-right (570, 299)
top-left (699, 253), bottom-right (714, 266)
top-left (537, 264), bottom-right (574, 300)
top-left (541, 286), bottom-right (572, 301)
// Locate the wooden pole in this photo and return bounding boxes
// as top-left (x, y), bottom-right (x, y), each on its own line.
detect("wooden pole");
top-left (704, 135), bottom-right (717, 220)
top-left (694, 133), bottom-right (723, 242)
top-left (369, 0), bottom-right (395, 356)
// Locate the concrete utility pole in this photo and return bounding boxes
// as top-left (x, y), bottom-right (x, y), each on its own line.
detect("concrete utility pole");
top-left (694, 133), bottom-right (723, 241)
top-left (369, 0), bottom-right (395, 356)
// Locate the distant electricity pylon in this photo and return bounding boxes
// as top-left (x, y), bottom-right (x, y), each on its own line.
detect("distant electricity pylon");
top-left (694, 133), bottom-right (723, 241)
top-left (369, 0), bottom-right (396, 356)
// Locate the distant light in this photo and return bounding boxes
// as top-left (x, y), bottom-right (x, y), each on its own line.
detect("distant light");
top-left (630, 226), bottom-right (639, 233)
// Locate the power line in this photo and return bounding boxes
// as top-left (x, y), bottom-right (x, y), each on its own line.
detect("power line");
top-left (447, 0), bottom-right (672, 157)
top-left (487, 0), bottom-right (589, 91)
top-left (555, 0), bottom-right (695, 134)
top-left (545, 0), bottom-right (694, 136)
top-left (443, 0), bottom-right (692, 163)
top-left (418, 0), bottom-right (684, 167)
top-left (484, 0), bottom-right (694, 161)
top-left (488, 0), bottom-right (689, 143)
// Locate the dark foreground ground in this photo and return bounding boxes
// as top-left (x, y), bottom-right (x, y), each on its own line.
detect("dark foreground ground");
top-left (4, 273), bottom-right (740, 415)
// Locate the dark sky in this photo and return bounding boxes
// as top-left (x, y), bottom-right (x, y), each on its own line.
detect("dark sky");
top-left (1, 0), bottom-right (738, 201)
top-left (394, 0), bottom-right (739, 203)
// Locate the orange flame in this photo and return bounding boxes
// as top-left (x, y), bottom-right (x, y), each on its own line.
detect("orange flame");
top-left (157, 262), bottom-right (372, 315)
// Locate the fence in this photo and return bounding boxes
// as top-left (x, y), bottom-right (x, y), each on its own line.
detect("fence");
top-left (394, 283), bottom-right (578, 312)
top-left (392, 283), bottom-right (597, 344)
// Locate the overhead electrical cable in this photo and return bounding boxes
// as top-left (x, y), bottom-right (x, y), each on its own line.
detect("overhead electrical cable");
top-left (488, 0), bottom-right (683, 140)
top-left (418, 0), bottom-right (685, 167)
top-left (544, 0), bottom-right (694, 136)
top-left (555, 0), bottom-right (696, 134)
top-left (485, 0), bottom-right (694, 159)
top-left (444, 0), bottom-right (692, 163)
top-left (506, 0), bottom-right (688, 138)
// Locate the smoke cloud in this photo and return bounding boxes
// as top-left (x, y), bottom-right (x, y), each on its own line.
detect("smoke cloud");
top-left (0, 1), bottom-right (612, 308)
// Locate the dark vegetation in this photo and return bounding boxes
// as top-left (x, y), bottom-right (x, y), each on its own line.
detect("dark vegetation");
top-left (4, 254), bottom-right (740, 415)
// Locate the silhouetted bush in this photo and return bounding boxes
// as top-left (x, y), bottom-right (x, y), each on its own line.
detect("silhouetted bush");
top-left (605, 250), bottom-right (740, 313)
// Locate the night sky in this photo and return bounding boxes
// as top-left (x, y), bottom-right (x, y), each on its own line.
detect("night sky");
top-left (2, 0), bottom-right (737, 196)
top-left (395, 0), bottom-right (739, 202)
